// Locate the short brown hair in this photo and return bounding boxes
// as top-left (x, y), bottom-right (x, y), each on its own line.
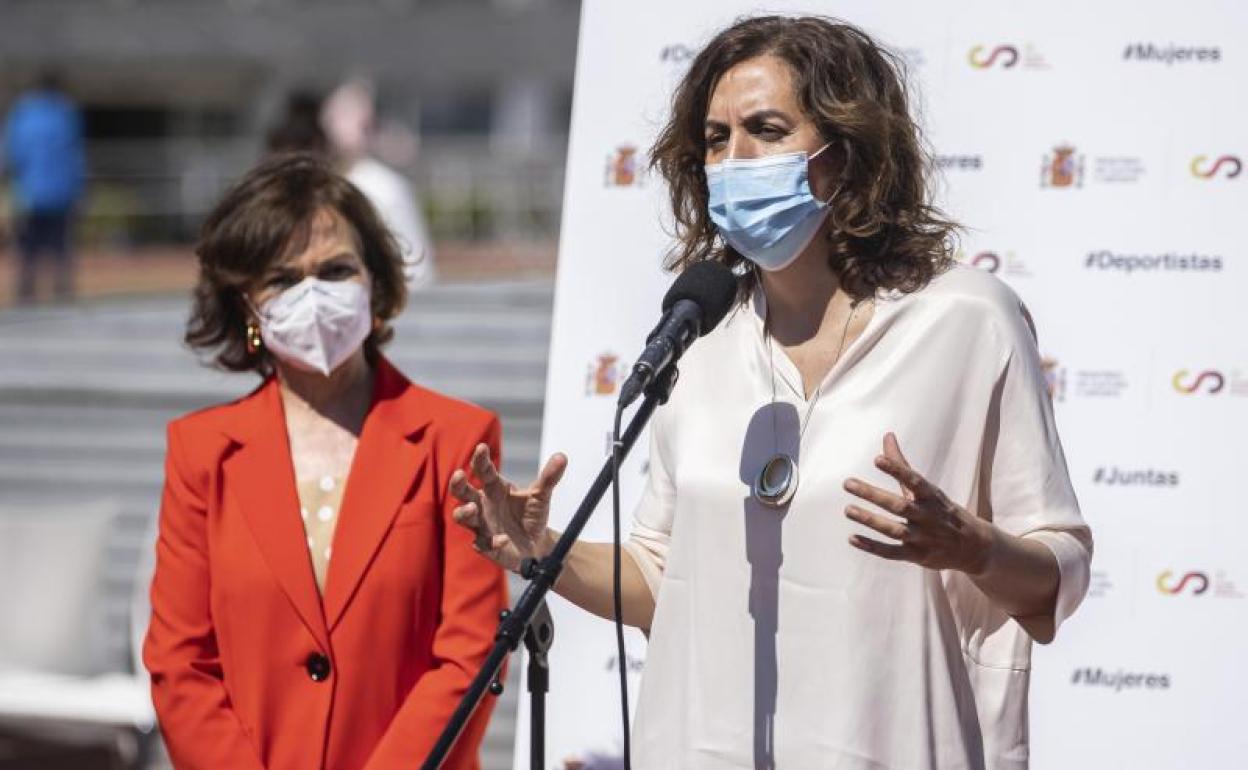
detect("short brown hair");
top-left (186, 152), bottom-right (406, 375)
top-left (651, 15), bottom-right (956, 300)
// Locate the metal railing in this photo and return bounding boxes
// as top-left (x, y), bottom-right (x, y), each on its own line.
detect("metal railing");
top-left (73, 136), bottom-right (567, 246)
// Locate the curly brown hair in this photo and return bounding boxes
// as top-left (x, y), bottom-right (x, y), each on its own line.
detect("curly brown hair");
top-left (185, 152), bottom-right (406, 376)
top-left (651, 15), bottom-right (956, 300)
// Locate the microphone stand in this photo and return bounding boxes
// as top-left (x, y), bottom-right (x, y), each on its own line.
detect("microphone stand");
top-left (523, 600), bottom-right (553, 770)
top-left (419, 365), bottom-right (679, 770)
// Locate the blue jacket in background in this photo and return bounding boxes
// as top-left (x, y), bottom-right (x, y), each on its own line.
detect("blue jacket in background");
top-left (3, 90), bottom-right (86, 213)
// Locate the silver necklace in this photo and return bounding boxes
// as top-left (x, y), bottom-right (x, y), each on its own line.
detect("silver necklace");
top-left (752, 297), bottom-right (865, 509)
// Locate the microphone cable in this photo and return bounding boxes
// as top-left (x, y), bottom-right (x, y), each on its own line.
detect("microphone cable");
top-left (611, 404), bottom-right (632, 770)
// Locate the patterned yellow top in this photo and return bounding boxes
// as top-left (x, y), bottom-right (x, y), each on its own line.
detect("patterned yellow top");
top-left (296, 474), bottom-right (346, 592)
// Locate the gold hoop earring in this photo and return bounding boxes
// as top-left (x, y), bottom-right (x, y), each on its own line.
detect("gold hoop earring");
top-left (245, 322), bottom-right (263, 354)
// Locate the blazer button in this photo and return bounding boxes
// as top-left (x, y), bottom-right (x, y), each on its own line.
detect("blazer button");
top-left (305, 653), bottom-right (331, 682)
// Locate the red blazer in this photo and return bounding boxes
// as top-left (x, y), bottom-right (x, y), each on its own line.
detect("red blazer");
top-left (143, 357), bottom-right (508, 770)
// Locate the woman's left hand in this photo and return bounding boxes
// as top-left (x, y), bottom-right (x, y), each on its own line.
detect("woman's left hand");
top-left (842, 432), bottom-right (996, 575)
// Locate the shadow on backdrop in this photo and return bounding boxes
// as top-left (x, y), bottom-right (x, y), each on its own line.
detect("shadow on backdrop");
top-left (738, 401), bottom-right (800, 770)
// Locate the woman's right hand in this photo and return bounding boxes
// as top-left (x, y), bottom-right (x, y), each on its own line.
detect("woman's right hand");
top-left (449, 445), bottom-right (568, 573)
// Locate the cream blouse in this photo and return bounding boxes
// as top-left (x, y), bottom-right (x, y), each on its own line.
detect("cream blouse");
top-left (624, 264), bottom-right (1092, 770)
top-left (297, 474), bottom-right (345, 592)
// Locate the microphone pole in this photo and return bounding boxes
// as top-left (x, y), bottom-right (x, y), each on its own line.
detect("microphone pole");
top-left (523, 598), bottom-right (553, 770)
top-left (419, 365), bottom-right (680, 770)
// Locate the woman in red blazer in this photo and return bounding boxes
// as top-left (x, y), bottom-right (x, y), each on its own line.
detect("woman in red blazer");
top-left (143, 153), bottom-right (508, 770)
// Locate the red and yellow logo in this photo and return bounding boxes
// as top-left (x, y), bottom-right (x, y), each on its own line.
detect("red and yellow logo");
top-left (1041, 357), bottom-right (1065, 402)
top-left (1190, 155), bottom-right (1242, 179)
top-left (968, 45), bottom-right (1019, 69)
top-left (605, 145), bottom-right (642, 187)
top-left (1156, 570), bottom-right (1209, 595)
top-left (1171, 369), bottom-right (1225, 394)
top-left (586, 352), bottom-right (624, 396)
top-left (970, 252), bottom-right (1001, 273)
top-left (1042, 144), bottom-right (1084, 188)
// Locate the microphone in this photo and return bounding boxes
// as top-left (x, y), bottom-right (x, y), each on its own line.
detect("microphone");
top-left (617, 261), bottom-right (737, 409)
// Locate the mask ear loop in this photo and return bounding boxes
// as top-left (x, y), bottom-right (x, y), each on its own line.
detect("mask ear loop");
top-left (241, 292), bottom-right (263, 322)
top-left (809, 139), bottom-right (852, 271)
top-left (808, 140), bottom-right (848, 206)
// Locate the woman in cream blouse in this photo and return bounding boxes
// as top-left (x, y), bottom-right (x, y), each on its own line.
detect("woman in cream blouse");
top-left (452, 15), bottom-right (1091, 770)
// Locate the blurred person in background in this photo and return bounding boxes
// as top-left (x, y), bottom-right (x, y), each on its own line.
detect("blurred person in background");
top-left (264, 90), bottom-right (331, 158)
top-left (322, 78), bottom-right (436, 292)
top-left (2, 71), bottom-right (85, 303)
top-left (267, 83), bottom-right (435, 293)
top-left (142, 153), bottom-right (506, 770)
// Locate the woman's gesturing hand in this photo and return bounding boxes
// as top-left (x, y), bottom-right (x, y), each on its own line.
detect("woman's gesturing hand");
top-left (449, 444), bottom-right (568, 574)
top-left (842, 433), bottom-right (996, 575)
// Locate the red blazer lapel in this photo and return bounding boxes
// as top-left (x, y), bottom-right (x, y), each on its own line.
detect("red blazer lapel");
top-left (323, 357), bottom-right (432, 632)
top-left (221, 378), bottom-right (331, 653)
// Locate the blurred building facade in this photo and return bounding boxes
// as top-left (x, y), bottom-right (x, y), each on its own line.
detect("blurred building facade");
top-left (0, 0), bottom-right (580, 246)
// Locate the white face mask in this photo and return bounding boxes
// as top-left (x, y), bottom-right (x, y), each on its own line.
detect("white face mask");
top-left (253, 277), bottom-right (372, 376)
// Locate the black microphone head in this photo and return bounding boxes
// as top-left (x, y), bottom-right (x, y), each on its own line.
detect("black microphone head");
top-left (661, 261), bottom-right (737, 336)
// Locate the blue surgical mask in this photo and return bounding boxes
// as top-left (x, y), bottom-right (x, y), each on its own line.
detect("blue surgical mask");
top-left (706, 144), bottom-right (832, 272)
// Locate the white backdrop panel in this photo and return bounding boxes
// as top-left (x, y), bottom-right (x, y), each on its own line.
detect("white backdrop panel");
top-left (522, 2), bottom-right (1247, 767)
